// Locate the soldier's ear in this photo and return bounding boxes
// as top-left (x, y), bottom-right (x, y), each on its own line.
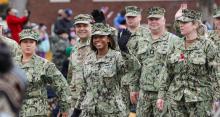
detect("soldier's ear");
top-left (192, 21), bottom-right (199, 29)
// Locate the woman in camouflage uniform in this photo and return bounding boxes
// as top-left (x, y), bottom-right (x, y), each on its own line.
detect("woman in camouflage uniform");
top-left (156, 9), bottom-right (220, 116)
top-left (73, 23), bottom-right (140, 117)
top-left (14, 29), bottom-right (71, 117)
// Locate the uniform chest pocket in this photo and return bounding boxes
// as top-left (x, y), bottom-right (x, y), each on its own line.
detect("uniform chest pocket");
top-left (25, 68), bottom-right (43, 84)
top-left (156, 42), bottom-right (169, 55)
top-left (190, 51), bottom-right (206, 65)
top-left (100, 63), bottom-right (116, 78)
top-left (189, 51), bottom-right (207, 75)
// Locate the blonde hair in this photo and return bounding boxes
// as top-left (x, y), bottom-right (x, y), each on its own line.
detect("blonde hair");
top-left (193, 20), bottom-right (208, 38)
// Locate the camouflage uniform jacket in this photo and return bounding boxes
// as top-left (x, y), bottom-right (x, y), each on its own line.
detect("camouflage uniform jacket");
top-left (0, 35), bottom-right (21, 58)
top-left (68, 38), bottom-right (92, 101)
top-left (131, 31), bottom-right (179, 92)
top-left (121, 25), bottom-right (149, 87)
top-left (158, 37), bottom-right (220, 102)
top-left (75, 49), bottom-right (140, 116)
top-left (127, 25), bottom-right (149, 55)
top-left (208, 30), bottom-right (220, 71)
top-left (15, 54), bottom-right (71, 116)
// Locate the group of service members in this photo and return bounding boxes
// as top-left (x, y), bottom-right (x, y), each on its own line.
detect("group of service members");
top-left (1, 4), bottom-right (220, 117)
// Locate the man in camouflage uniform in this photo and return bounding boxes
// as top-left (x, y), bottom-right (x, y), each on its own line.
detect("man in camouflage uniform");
top-left (14, 29), bottom-right (71, 117)
top-left (68, 14), bottom-right (93, 108)
top-left (208, 7), bottom-right (220, 117)
top-left (119, 6), bottom-right (149, 112)
top-left (130, 7), bottom-right (179, 117)
top-left (208, 8), bottom-right (220, 75)
top-left (157, 9), bottom-right (220, 117)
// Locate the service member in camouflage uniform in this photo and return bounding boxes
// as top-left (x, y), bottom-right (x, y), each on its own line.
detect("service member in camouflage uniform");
top-left (123, 6), bottom-right (149, 55)
top-left (14, 29), bottom-right (71, 117)
top-left (208, 8), bottom-right (220, 116)
top-left (156, 9), bottom-right (220, 117)
top-left (132, 7), bottom-right (179, 117)
top-left (208, 8), bottom-right (220, 76)
top-left (73, 23), bottom-right (140, 117)
top-left (68, 14), bottom-right (93, 108)
top-left (119, 6), bottom-right (149, 111)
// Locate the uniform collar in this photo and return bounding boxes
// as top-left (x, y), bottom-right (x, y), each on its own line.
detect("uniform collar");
top-left (77, 37), bottom-right (90, 49)
top-left (149, 31), bottom-right (169, 43)
top-left (179, 37), bottom-right (203, 51)
top-left (88, 49), bottom-right (114, 63)
top-left (16, 54), bottom-right (37, 68)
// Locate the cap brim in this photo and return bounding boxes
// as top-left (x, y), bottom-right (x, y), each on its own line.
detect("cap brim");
top-left (20, 37), bottom-right (37, 42)
top-left (213, 14), bottom-right (220, 18)
top-left (125, 13), bottom-right (139, 17)
top-left (147, 14), bottom-right (163, 18)
top-left (176, 16), bottom-right (193, 22)
top-left (92, 31), bottom-right (110, 36)
top-left (74, 21), bottom-right (90, 25)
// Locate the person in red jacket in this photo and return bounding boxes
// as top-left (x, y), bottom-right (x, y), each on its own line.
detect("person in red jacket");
top-left (6, 8), bottom-right (29, 43)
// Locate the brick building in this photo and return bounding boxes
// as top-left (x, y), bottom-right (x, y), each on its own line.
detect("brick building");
top-left (26, 0), bottom-right (219, 33)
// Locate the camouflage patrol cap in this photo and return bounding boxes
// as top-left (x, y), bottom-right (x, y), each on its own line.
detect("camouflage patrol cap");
top-left (92, 23), bottom-right (111, 36)
top-left (176, 9), bottom-right (201, 22)
top-left (213, 8), bottom-right (220, 18)
top-left (125, 6), bottom-right (142, 16)
top-left (19, 29), bottom-right (39, 42)
top-left (74, 14), bottom-right (93, 25)
top-left (147, 7), bottom-right (166, 18)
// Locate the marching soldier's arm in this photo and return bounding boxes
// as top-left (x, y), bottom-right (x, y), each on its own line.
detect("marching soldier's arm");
top-left (67, 61), bottom-right (73, 84)
top-left (67, 51), bottom-right (76, 84)
top-left (158, 52), bottom-right (174, 99)
top-left (120, 52), bottom-right (140, 73)
top-left (129, 39), bottom-right (147, 92)
top-left (46, 63), bottom-right (71, 112)
top-left (157, 64), bottom-right (170, 99)
top-left (206, 41), bottom-right (220, 100)
top-left (120, 51), bottom-right (141, 92)
top-left (75, 67), bottom-right (87, 109)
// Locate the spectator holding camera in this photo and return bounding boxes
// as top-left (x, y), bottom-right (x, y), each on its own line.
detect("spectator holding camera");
top-left (6, 8), bottom-right (30, 43)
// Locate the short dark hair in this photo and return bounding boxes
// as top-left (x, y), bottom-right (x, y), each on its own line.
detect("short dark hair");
top-left (6, 8), bottom-right (12, 15)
